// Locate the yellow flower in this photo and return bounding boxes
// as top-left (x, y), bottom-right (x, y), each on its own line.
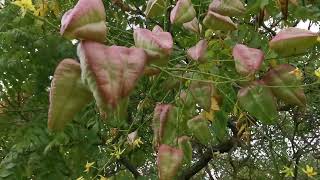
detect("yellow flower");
top-left (12, 0), bottom-right (36, 16)
top-left (302, 165), bottom-right (317, 177)
top-left (110, 146), bottom-right (125, 159)
top-left (315, 67), bottom-right (320, 79)
top-left (34, 0), bottom-right (48, 17)
top-left (133, 137), bottom-right (144, 148)
top-left (84, 161), bottom-right (95, 173)
top-left (76, 176), bottom-right (85, 180)
top-left (289, 67), bottom-right (303, 80)
top-left (280, 166), bottom-right (294, 177)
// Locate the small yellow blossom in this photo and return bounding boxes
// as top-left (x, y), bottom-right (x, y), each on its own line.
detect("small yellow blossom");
top-left (289, 67), bottom-right (303, 80)
top-left (84, 161), bottom-right (95, 173)
top-left (76, 176), bottom-right (85, 180)
top-left (133, 137), bottom-right (144, 148)
top-left (99, 175), bottom-right (108, 180)
top-left (34, 1), bottom-right (48, 17)
top-left (315, 67), bottom-right (320, 78)
top-left (280, 166), bottom-right (294, 177)
top-left (302, 165), bottom-right (317, 177)
top-left (12, 0), bottom-right (36, 16)
top-left (110, 146), bottom-right (125, 159)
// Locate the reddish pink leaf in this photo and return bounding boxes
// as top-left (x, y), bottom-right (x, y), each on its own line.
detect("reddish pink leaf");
top-left (157, 144), bottom-right (184, 180)
top-left (269, 27), bottom-right (318, 56)
top-left (60, 0), bottom-right (106, 42)
top-left (77, 41), bottom-right (147, 111)
top-left (170, 0), bottom-right (196, 25)
top-left (134, 27), bottom-right (173, 66)
top-left (187, 40), bottom-right (208, 63)
top-left (203, 11), bottom-right (237, 31)
top-left (232, 44), bottom-right (265, 75)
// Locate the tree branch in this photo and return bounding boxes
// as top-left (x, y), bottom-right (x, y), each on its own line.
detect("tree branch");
top-left (261, 23), bottom-right (276, 36)
top-left (205, 166), bottom-right (215, 180)
top-left (119, 158), bottom-right (141, 179)
top-left (178, 139), bottom-right (236, 180)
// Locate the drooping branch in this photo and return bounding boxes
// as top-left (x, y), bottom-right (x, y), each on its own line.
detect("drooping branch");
top-left (178, 139), bottom-right (236, 180)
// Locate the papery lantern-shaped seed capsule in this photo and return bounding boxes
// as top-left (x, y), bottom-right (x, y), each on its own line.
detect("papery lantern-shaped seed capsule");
top-left (187, 40), bottom-right (208, 63)
top-left (187, 115), bottom-right (213, 145)
top-left (209, 0), bottom-right (245, 16)
top-left (269, 27), bottom-right (318, 56)
top-left (48, 59), bottom-right (93, 131)
top-left (127, 131), bottom-right (138, 145)
top-left (145, 0), bottom-right (166, 18)
top-left (177, 136), bottom-right (192, 164)
top-left (176, 90), bottom-right (194, 108)
top-left (152, 104), bottom-right (178, 148)
top-left (203, 11), bottom-right (237, 31)
top-left (183, 17), bottom-right (202, 34)
top-left (77, 41), bottom-right (147, 112)
top-left (238, 81), bottom-right (278, 124)
top-left (189, 81), bottom-right (213, 112)
top-left (152, 25), bottom-right (164, 33)
top-left (232, 44), bottom-right (265, 76)
top-left (262, 64), bottom-right (306, 107)
top-left (60, 0), bottom-right (107, 42)
top-left (157, 144), bottom-right (184, 180)
top-left (170, 0), bottom-right (196, 25)
top-left (134, 27), bottom-right (173, 66)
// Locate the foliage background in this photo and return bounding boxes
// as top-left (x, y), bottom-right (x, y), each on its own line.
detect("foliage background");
top-left (0, 0), bottom-right (319, 179)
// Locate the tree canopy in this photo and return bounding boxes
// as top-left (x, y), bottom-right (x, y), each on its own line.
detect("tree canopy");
top-left (0, 0), bottom-right (320, 179)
